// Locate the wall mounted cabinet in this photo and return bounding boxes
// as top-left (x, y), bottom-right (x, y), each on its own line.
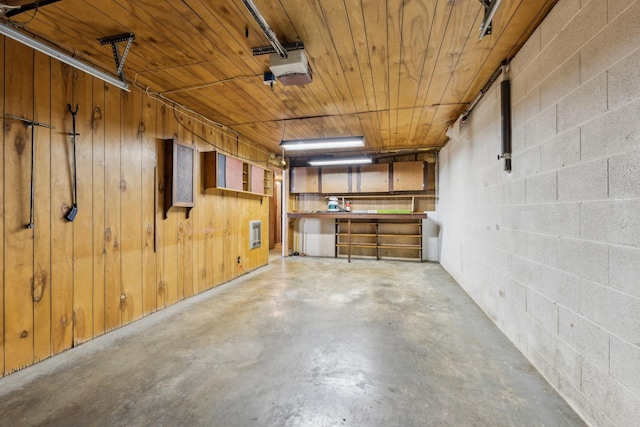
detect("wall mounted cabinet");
top-left (203, 151), bottom-right (273, 196)
top-left (290, 162), bottom-right (426, 194)
top-left (164, 137), bottom-right (196, 219)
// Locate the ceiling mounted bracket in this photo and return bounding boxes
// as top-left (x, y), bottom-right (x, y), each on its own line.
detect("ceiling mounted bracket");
top-left (98, 32), bottom-right (135, 81)
top-left (479, 0), bottom-right (502, 40)
top-left (252, 41), bottom-right (305, 56)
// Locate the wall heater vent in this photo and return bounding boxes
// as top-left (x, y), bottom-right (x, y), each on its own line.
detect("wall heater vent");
top-left (250, 220), bottom-right (262, 249)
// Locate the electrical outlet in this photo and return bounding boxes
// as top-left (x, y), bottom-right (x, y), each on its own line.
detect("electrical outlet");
top-left (237, 256), bottom-right (241, 264)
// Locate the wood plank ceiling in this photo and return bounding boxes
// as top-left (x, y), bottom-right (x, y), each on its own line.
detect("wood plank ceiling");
top-left (1, 0), bottom-right (557, 156)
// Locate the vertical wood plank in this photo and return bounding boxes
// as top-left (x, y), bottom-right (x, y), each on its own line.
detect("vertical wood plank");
top-left (92, 82), bottom-right (106, 337)
top-left (195, 122), bottom-right (207, 292)
top-left (50, 61), bottom-right (74, 355)
top-left (162, 107), bottom-right (179, 306)
top-left (155, 103), bottom-right (166, 309)
top-left (104, 85), bottom-right (122, 331)
top-left (0, 35), bottom-right (5, 375)
top-left (120, 90), bottom-right (143, 324)
top-left (176, 113), bottom-right (193, 299)
top-left (72, 70), bottom-right (95, 344)
top-left (141, 96), bottom-right (158, 315)
top-left (33, 51), bottom-right (52, 362)
top-left (3, 40), bottom-right (34, 373)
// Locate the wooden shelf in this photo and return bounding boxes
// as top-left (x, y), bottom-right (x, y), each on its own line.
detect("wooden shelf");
top-left (203, 151), bottom-right (273, 197)
top-left (332, 216), bottom-right (423, 262)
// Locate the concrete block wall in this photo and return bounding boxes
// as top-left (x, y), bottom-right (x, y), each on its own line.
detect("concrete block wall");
top-left (437, 0), bottom-right (640, 425)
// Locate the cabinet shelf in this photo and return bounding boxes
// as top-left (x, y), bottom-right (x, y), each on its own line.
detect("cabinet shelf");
top-left (334, 217), bottom-right (423, 262)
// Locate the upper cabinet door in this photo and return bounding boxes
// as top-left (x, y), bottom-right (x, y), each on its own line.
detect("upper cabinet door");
top-left (290, 166), bottom-right (320, 193)
top-left (358, 164), bottom-right (389, 192)
top-left (392, 161), bottom-right (426, 192)
top-left (321, 166), bottom-right (351, 194)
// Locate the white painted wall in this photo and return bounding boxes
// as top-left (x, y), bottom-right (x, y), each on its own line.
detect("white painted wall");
top-left (437, 0), bottom-right (640, 425)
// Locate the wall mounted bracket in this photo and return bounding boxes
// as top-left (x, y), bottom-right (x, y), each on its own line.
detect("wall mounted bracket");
top-left (3, 114), bottom-right (55, 229)
top-left (98, 32), bottom-right (135, 81)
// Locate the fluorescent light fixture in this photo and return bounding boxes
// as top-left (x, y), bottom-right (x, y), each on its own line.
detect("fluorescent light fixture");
top-left (281, 136), bottom-right (364, 151)
top-left (0, 22), bottom-right (129, 91)
top-left (308, 156), bottom-right (372, 166)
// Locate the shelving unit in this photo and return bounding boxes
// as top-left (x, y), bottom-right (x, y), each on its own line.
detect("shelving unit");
top-left (335, 218), bottom-right (423, 261)
top-left (203, 150), bottom-right (273, 197)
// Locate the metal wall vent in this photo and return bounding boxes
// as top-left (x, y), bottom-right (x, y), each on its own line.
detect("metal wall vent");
top-left (250, 220), bottom-right (262, 249)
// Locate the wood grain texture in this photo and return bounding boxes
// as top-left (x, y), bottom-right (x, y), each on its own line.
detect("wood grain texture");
top-left (4, 40), bottom-right (35, 373)
top-left (0, 35), bottom-right (4, 376)
top-left (50, 60), bottom-right (73, 355)
top-left (92, 81), bottom-right (107, 338)
top-left (33, 51), bottom-right (52, 362)
top-left (72, 70), bottom-right (95, 345)
top-left (15, 0), bottom-right (557, 154)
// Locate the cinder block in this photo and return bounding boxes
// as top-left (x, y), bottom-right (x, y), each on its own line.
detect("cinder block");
top-left (580, 0), bottom-right (640, 83)
top-left (509, 27), bottom-right (541, 85)
top-left (581, 98), bottom-right (640, 161)
top-left (525, 170), bottom-right (557, 204)
top-left (512, 124), bottom-right (526, 155)
top-left (581, 358), bottom-right (640, 427)
top-left (540, 0), bottom-right (582, 48)
top-left (539, 202), bottom-right (581, 238)
top-left (504, 275), bottom-right (527, 311)
top-left (609, 245), bottom-right (640, 298)
top-left (557, 238), bottom-right (608, 284)
top-left (525, 105), bottom-right (557, 148)
top-left (528, 289), bottom-right (558, 333)
top-left (608, 47), bottom-right (640, 110)
top-left (540, 54), bottom-right (580, 107)
top-left (557, 158), bottom-right (608, 201)
top-left (610, 337), bottom-right (640, 397)
top-left (512, 145), bottom-right (541, 180)
top-left (525, 233), bottom-right (561, 268)
top-left (527, 0), bottom-right (606, 91)
top-left (557, 72), bottom-right (608, 132)
top-left (582, 200), bottom-right (640, 246)
top-left (609, 0), bottom-right (636, 20)
top-left (503, 177), bottom-right (526, 205)
top-left (510, 255), bottom-right (542, 290)
top-left (610, 149), bottom-right (640, 199)
top-left (540, 128), bottom-right (581, 172)
top-left (558, 307), bottom-right (610, 372)
top-left (582, 280), bottom-right (640, 346)
top-left (540, 265), bottom-right (582, 312)
top-left (513, 87), bottom-right (541, 129)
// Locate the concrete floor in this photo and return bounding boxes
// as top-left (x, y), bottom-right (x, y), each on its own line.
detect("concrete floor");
top-left (0, 255), bottom-right (585, 426)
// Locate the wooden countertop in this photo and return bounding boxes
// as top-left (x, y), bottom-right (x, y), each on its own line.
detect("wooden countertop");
top-left (288, 212), bottom-right (427, 220)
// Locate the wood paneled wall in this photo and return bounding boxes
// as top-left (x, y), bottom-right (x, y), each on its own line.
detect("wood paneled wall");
top-left (0, 38), bottom-right (269, 376)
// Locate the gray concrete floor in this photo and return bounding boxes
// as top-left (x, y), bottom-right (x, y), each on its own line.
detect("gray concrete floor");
top-left (0, 255), bottom-right (585, 427)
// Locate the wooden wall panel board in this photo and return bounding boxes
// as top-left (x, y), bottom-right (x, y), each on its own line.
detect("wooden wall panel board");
top-left (0, 35), bottom-right (4, 375)
top-left (71, 70), bottom-right (95, 345)
top-left (176, 115), bottom-right (193, 299)
top-left (3, 40), bottom-right (35, 373)
top-left (196, 132), bottom-right (208, 292)
top-left (161, 108), bottom-right (179, 306)
top-left (104, 84), bottom-right (122, 331)
top-left (50, 60), bottom-right (74, 355)
top-left (120, 90), bottom-right (143, 324)
top-left (92, 82), bottom-right (107, 337)
top-left (141, 98), bottom-right (158, 315)
top-left (32, 51), bottom-right (52, 363)
top-left (155, 107), bottom-right (166, 309)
